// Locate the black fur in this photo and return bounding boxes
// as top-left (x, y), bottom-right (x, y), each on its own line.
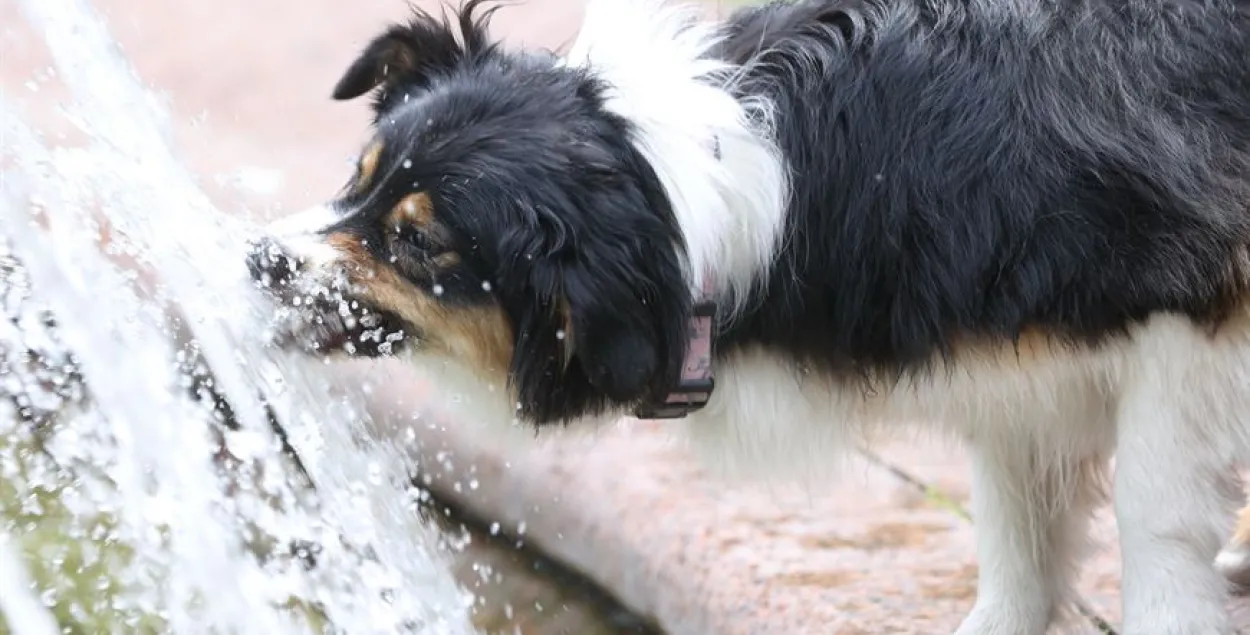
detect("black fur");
top-left (322, 0), bottom-right (691, 424)
top-left (715, 0), bottom-right (1250, 377)
top-left (310, 0), bottom-right (1250, 425)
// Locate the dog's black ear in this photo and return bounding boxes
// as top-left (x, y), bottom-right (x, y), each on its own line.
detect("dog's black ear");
top-left (498, 199), bottom-right (690, 424)
top-left (560, 266), bottom-right (666, 402)
top-left (332, 0), bottom-right (502, 101)
top-left (332, 27), bottom-right (428, 100)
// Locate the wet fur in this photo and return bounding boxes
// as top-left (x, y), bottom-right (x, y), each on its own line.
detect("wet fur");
top-left (249, 0), bottom-right (1250, 632)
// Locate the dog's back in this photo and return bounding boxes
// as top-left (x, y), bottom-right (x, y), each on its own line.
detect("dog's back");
top-left (710, 0), bottom-right (1250, 377)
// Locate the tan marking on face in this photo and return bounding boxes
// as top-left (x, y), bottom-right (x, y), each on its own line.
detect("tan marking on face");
top-left (387, 192), bottom-right (435, 229)
top-left (354, 141), bottom-right (385, 194)
top-left (432, 252), bottom-right (461, 268)
top-left (325, 232), bottom-right (514, 377)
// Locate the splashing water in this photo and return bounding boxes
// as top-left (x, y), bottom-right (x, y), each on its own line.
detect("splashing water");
top-left (0, 0), bottom-right (477, 632)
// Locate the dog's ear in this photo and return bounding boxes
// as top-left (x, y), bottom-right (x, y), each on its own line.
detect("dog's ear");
top-left (332, 1), bottom-right (502, 101)
top-left (497, 196), bottom-right (690, 424)
top-left (332, 26), bottom-right (429, 100)
top-left (559, 262), bottom-right (667, 402)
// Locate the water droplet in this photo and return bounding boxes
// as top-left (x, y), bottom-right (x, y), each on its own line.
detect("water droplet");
top-left (0, 42), bottom-right (473, 628)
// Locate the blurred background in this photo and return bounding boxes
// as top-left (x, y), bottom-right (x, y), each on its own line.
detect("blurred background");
top-left (0, 0), bottom-right (587, 221)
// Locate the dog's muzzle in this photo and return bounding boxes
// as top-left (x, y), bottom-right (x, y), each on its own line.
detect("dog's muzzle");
top-left (246, 237), bottom-right (302, 290)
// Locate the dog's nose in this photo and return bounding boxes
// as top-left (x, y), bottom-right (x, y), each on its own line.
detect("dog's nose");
top-left (246, 237), bottom-right (300, 288)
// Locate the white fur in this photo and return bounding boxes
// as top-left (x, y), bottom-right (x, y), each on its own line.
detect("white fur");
top-left (263, 203), bottom-right (339, 237)
top-left (682, 310), bottom-right (1250, 634)
top-left (1215, 542), bottom-right (1250, 586)
top-left (564, 0), bottom-right (790, 314)
top-left (261, 203), bottom-right (343, 273)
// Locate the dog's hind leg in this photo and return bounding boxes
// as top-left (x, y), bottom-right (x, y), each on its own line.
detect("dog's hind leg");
top-left (954, 438), bottom-right (1105, 635)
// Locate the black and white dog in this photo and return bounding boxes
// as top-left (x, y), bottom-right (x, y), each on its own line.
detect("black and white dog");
top-left (246, 0), bottom-right (1250, 631)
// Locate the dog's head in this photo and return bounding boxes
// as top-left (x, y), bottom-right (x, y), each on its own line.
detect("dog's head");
top-left (247, 0), bottom-right (691, 426)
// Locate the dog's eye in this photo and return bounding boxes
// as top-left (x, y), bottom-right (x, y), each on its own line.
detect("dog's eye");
top-left (391, 225), bottom-right (431, 251)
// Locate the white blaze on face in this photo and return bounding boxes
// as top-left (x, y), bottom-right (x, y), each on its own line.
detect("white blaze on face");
top-left (263, 204), bottom-right (347, 273)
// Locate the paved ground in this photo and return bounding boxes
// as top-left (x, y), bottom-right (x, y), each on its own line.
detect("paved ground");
top-left (435, 512), bottom-right (662, 635)
top-left (5, 0), bottom-right (1250, 633)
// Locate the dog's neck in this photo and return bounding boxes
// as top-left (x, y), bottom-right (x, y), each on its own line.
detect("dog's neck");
top-left (565, 0), bottom-right (790, 418)
top-left (631, 133), bottom-right (724, 420)
top-left (565, 0), bottom-right (790, 321)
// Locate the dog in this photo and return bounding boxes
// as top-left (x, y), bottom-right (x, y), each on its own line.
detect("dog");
top-left (245, 0), bottom-right (1250, 632)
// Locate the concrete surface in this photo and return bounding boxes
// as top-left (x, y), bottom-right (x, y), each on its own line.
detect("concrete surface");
top-left (437, 510), bottom-right (661, 635)
top-left (5, 0), bottom-right (1250, 633)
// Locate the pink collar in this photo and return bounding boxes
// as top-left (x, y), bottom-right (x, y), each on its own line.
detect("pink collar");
top-left (633, 284), bottom-right (717, 420)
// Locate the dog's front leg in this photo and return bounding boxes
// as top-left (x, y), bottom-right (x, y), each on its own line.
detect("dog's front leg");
top-left (954, 440), bottom-right (1100, 635)
top-left (1114, 380), bottom-right (1234, 634)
